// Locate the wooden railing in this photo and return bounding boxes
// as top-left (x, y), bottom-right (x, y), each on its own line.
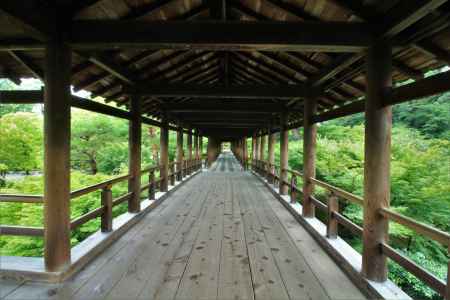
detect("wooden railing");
top-left (0, 158), bottom-right (203, 238)
top-left (251, 159), bottom-right (450, 299)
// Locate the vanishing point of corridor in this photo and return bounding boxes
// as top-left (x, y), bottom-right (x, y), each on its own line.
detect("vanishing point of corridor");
top-left (2, 153), bottom-right (366, 300)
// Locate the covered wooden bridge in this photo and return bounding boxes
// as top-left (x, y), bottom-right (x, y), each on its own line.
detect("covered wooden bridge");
top-left (0, 0), bottom-right (450, 299)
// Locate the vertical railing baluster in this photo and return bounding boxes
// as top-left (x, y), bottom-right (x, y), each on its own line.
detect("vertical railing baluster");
top-left (149, 169), bottom-right (155, 200)
top-left (101, 184), bottom-right (113, 232)
top-left (327, 192), bottom-right (339, 239)
top-left (290, 174), bottom-right (297, 204)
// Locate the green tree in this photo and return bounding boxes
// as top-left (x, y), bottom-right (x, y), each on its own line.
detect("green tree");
top-left (0, 112), bottom-right (42, 172)
top-left (71, 109), bottom-right (129, 174)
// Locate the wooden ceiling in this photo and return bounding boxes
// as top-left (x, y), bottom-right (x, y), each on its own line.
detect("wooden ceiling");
top-left (0, 0), bottom-right (449, 139)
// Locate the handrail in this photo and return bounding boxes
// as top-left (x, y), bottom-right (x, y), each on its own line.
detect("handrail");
top-left (0, 194), bottom-right (43, 203)
top-left (70, 174), bottom-right (131, 199)
top-left (141, 165), bottom-right (159, 174)
top-left (379, 207), bottom-right (450, 246)
top-left (381, 243), bottom-right (447, 297)
top-left (1, 159), bottom-right (204, 238)
top-left (309, 177), bottom-right (364, 206)
top-left (0, 225), bottom-right (44, 236)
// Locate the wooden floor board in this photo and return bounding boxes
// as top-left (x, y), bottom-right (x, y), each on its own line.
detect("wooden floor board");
top-left (1, 153), bottom-right (367, 300)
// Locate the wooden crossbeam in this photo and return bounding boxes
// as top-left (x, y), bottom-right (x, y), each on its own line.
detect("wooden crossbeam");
top-left (7, 51), bottom-right (44, 80)
top-left (313, 70), bottom-right (450, 123)
top-left (69, 20), bottom-right (374, 52)
top-left (0, 1), bottom-right (52, 41)
top-left (166, 103), bottom-right (288, 113)
top-left (310, 0), bottom-right (447, 87)
top-left (125, 83), bottom-right (310, 99)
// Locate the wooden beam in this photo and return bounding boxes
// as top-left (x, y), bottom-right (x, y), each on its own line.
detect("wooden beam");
top-left (126, 83), bottom-right (310, 99)
top-left (87, 54), bottom-right (138, 84)
top-left (380, 0), bottom-right (448, 38)
top-left (414, 40), bottom-right (450, 66)
top-left (362, 42), bottom-right (392, 282)
top-left (0, 1), bottom-right (52, 41)
top-left (8, 50), bottom-right (44, 80)
top-left (43, 38), bottom-right (71, 272)
top-left (310, 0), bottom-right (447, 88)
top-left (69, 20), bottom-right (374, 52)
top-left (312, 70), bottom-right (450, 123)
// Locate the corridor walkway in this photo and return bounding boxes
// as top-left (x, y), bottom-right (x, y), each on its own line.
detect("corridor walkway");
top-left (1, 153), bottom-right (366, 300)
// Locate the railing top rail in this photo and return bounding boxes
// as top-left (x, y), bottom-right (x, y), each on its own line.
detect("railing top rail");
top-left (70, 173), bottom-right (131, 199)
top-left (309, 177), bottom-right (364, 206)
top-left (0, 194), bottom-right (44, 203)
top-left (283, 168), bottom-right (303, 177)
top-left (141, 165), bottom-right (160, 173)
top-left (379, 207), bottom-right (450, 246)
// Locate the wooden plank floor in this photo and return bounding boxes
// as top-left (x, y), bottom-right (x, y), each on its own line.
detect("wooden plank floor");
top-left (0, 152), bottom-right (367, 300)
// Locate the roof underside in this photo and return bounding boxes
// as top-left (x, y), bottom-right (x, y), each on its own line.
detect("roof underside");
top-left (0, 0), bottom-right (449, 140)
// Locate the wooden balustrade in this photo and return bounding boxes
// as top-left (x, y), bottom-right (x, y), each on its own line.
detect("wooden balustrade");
top-left (0, 158), bottom-right (204, 238)
top-left (251, 158), bottom-right (449, 299)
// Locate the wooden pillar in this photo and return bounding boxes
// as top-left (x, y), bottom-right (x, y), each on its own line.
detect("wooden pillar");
top-left (302, 98), bottom-right (317, 218)
top-left (207, 137), bottom-right (217, 167)
top-left (279, 113), bottom-right (289, 195)
top-left (362, 42), bottom-right (392, 282)
top-left (128, 94), bottom-right (141, 213)
top-left (160, 116), bottom-right (169, 192)
top-left (176, 126), bottom-right (183, 180)
top-left (199, 135), bottom-right (203, 159)
top-left (256, 135), bottom-right (261, 160)
top-left (194, 132), bottom-right (199, 160)
top-left (268, 126), bottom-right (275, 183)
top-left (44, 38), bottom-right (71, 272)
top-left (243, 138), bottom-right (248, 170)
top-left (252, 135), bottom-right (257, 161)
top-left (259, 134), bottom-right (266, 162)
top-left (187, 129), bottom-right (193, 174)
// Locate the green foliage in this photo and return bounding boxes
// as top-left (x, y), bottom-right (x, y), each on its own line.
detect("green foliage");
top-left (71, 109), bottom-right (129, 174)
top-left (0, 112), bottom-right (42, 172)
top-left (0, 171), bottom-right (129, 256)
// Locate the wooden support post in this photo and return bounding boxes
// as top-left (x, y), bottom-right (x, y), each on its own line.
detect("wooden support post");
top-left (199, 135), bottom-right (203, 166)
top-left (327, 193), bottom-right (338, 239)
top-left (252, 135), bottom-right (257, 166)
top-left (176, 126), bottom-right (183, 180)
top-left (43, 38), bottom-right (71, 272)
top-left (128, 94), bottom-right (141, 213)
top-left (194, 131), bottom-right (199, 160)
top-left (160, 117), bottom-right (169, 192)
top-left (101, 185), bottom-right (113, 232)
top-left (279, 112), bottom-right (289, 195)
top-left (243, 138), bottom-right (248, 170)
top-left (187, 129), bottom-right (193, 174)
top-left (255, 135), bottom-right (261, 161)
top-left (290, 175), bottom-right (297, 204)
top-left (362, 42), bottom-right (392, 282)
top-left (207, 137), bottom-right (218, 167)
top-left (149, 169), bottom-right (155, 200)
top-left (170, 163), bottom-right (175, 186)
top-left (268, 126), bottom-right (275, 183)
top-left (302, 98), bottom-right (317, 218)
top-left (260, 134), bottom-right (266, 162)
